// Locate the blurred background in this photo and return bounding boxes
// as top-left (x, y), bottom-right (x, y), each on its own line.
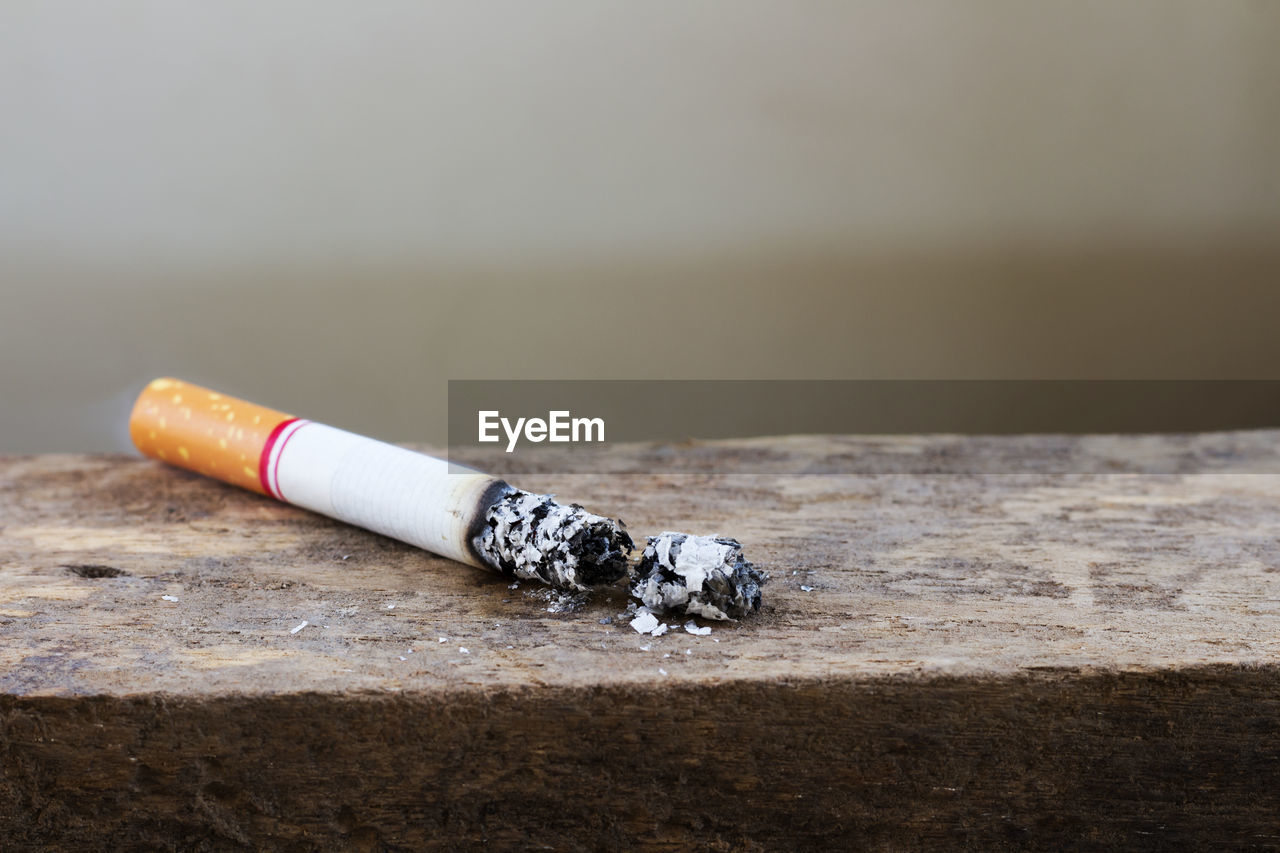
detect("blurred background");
top-left (3, 1), bottom-right (1279, 452)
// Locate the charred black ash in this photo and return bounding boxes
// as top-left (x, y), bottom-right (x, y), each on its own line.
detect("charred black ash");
top-left (630, 532), bottom-right (767, 620)
top-left (475, 490), bottom-right (633, 591)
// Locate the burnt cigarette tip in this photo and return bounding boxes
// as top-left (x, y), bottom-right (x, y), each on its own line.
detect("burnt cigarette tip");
top-left (630, 532), bottom-right (768, 620)
top-left (476, 489), bottom-right (633, 591)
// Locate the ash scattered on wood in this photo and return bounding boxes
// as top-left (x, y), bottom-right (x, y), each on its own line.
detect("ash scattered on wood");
top-left (537, 588), bottom-right (592, 614)
top-left (475, 490), bottom-right (633, 591)
top-left (630, 532), bottom-right (768, 620)
top-left (629, 609), bottom-right (660, 634)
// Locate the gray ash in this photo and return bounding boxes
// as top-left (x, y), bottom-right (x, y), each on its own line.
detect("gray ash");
top-left (630, 532), bottom-right (767, 620)
top-left (475, 490), bottom-right (633, 591)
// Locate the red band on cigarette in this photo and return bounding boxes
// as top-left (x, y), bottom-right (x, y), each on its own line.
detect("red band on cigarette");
top-left (269, 420), bottom-right (310, 502)
top-left (258, 416), bottom-right (301, 499)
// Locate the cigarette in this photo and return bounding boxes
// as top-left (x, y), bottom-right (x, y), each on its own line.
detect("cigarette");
top-left (128, 378), bottom-right (632, 591)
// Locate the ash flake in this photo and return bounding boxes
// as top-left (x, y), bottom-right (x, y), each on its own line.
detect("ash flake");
top-left (629, 611), bottom-right (660, 635)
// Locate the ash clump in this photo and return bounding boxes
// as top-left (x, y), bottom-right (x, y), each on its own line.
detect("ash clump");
top-left (631, 532), bottom-right (767, 620)
top-left (476, 490), bottom-right (633, 591)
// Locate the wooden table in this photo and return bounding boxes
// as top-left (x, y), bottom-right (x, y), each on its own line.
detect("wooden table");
top-left (3, 434), bottom-right (1280, 850)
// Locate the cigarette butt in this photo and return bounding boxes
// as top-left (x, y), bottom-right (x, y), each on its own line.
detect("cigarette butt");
top-left (129, 378), bottom-right (632, 590)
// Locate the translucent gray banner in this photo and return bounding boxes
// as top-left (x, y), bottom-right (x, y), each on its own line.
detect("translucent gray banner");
top-left (447, 380), bottom-right (1280, 475)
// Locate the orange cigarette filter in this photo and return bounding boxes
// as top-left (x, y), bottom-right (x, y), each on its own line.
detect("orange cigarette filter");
top-left (129, 377), bottom-right (295, 495)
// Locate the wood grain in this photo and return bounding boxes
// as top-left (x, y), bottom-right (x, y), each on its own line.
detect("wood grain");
top-left (3, 434), bottom-right (1280, 850)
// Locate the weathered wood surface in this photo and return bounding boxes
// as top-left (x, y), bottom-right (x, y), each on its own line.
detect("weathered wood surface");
top-left (3, 433), bottom-right (1280, 850)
